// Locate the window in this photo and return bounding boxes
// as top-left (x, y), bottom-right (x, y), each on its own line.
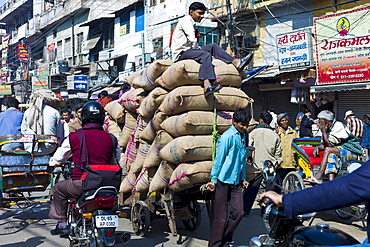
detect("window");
top-left (197, 26), bottom-right (218, 47)
top-left (149, 0), bottom-right (157, 7)
top-left (56, 40), bottom-right (62, 60)
top-left (102, 27), bottom-right (114, 49)
top-left (135, 8), bottom-right (144, 32)
top-left (64, 37), bottom-right (71, 57)
top-left (76, 33), bottom-right (83, 53)
top-left (120, 15), bottom-right (130, 36)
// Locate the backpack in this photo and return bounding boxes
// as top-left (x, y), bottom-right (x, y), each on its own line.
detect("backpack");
top-left (75, 129), bottom-right (122, 191)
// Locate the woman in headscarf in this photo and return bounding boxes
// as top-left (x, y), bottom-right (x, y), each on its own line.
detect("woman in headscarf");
top-left (21, 88), bottom-right (62, 155)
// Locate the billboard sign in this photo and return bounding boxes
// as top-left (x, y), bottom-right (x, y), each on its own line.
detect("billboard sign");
top-left (67, 75), bottom-right (88, 90)
top-left (277, 28), bottom-right (313, 71)
top-left (314, 7), bottom-right (370, 84)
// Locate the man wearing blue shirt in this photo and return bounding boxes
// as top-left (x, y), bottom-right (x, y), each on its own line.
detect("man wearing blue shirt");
top-left (206, 108), bottom-right (251, 247)
top-left (0, 97), bottom-right (24, 151)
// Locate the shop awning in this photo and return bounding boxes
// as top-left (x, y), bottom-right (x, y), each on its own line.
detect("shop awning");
top-left (310, 82), bottom-right (370, 93)
top-left (91, 86), bottom-right (121, 95)
top-left (84, 35), bottom-right (101, 50)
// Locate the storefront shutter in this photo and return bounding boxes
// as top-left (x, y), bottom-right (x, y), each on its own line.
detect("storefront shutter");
top-left (337, 90), bottom-right (370, 121)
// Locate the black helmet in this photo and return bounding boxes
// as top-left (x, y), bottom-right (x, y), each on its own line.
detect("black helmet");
top-left (81, 101), bottom-right (105, 125)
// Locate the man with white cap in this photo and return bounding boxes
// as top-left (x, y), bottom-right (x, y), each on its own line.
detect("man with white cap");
top-left (21, 88), bottom-right (62, 155)
top-left (311, 110), bottom-right (362, 183)
top-left (344, 110), bottom-right (364, 140)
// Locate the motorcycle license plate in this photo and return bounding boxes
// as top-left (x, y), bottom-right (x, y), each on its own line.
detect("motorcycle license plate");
top-left (95, 215), bottom-right (119, 228)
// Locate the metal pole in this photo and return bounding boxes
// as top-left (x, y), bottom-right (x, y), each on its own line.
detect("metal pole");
top-left (141, 33), bottom-right (145, 69)
top-left (226, 0), bottom-right (237, 57)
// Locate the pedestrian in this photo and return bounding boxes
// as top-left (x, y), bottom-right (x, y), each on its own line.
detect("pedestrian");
top-left (243, 111), bottom-right (282, 216)
top-left (61, 109), bottom-right (74, 138)
top-left (48, 101), bottom-right (120, 236)
top-left (361, 115), bottom-right (370, 158)
top-left (344, 110), bottom-right (364, 140)
top-left (0, 97), bottom-right (24, 151)
top-left (171, 2), bottom-right (253, 97)
top-left (97, 90), bottom-right (113, 107)
top-left (276, 113), bottom-right (298, 184)
top-left (118, 82), bottom-right (131, 98)
top-left (206, 108), bottom-right (251, 247)
top-left (21, 88), bottom-right (62, 155)
top-left (311, 110), bottom-right (362, 183)
top-left (68, 103), bottom-right (84, 133)
top-left (267, 107), bottom-right (277, 129)
top-left (295, 104), bottom-right (308, 130)
top-left (299, 109), bottom-right (314, 138)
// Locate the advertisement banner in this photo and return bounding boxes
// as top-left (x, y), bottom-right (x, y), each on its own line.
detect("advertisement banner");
top-left (314, 7), bottom-right (370, 84)
top-left (32, 76), bottom-right (48, 90)
top-left (0, 85), bottom-right (11, 95)
top-left (277, 28), bottom-right (313, 71)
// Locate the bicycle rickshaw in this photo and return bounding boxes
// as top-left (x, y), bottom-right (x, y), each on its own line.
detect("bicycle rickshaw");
top-left (0, 134), bottom-right (58, 212)
top-left (283, 137), bottom-right (367, 220)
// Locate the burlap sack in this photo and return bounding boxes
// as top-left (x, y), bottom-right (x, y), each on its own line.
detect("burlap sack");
top-left (118, 88), bottom-right (148, 113)
top-left (134, 115), bottom-right (150, 143)
top-left (133, 167), bottom-right (158, 193)
top-left (156, 59), bottom-right (241, 90)
top-left (105, 100), bottom-right (125, 124)
top-left (131, 60), bottom-right (174, 91)
top-left (130, 141), bottom-right (151, 173)
top-left (149, 161), bottom-right (177, 193)
top-left (106, 118), bottom-right (122, 139)
top-left (168, 161), bottom-right (212, 192)
top-left (122, 133), bottom-right (139, 172)
top-left (140, 111), bottom-right (167, 144)
top-left (119, 152), bottom-right (127, 172)
top-left (119, 170), bottom-right (137, 193)
top-left (138, 87), bottom-right (168, 119)
top-left (119, 110), bottom-right (137, 147)
top-left (159, 135), bottom-right (212, 164)
top-left (161, 111), bottom-right (233, 137)
top-left (158, 86), bottom-right (253, 115)
top-left (143, 130), bottom-right (174, 168)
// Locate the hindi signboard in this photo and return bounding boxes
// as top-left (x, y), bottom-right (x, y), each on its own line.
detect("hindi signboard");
top-left (314, 7), bottom-right (370, 84)
top-left (277, 29), bottom-right (313, 71)
top-left (0, 85), bottom-right (11, 95)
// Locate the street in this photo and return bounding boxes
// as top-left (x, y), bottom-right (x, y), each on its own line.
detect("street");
top-left (0, 200), bottom-right (367, 247)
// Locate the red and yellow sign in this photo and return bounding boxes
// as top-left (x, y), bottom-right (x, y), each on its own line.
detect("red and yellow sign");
top-left (32, 76), bottom-right (48, 90)
top-left (314, 7), bottom-right (370, 84)
top-left (0, 85), bottom-right (11, 95)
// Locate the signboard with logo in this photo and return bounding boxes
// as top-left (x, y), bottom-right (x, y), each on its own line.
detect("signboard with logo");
top-left (67, 75), bottom-right (88, 90)
top-left (32, 76), bottom-right (48, 90)
top-left (17, 44), bottom-right (28, 62)
top-left (277, 28), bottom-right (313, 71)
top-left (314, 7), bottom-right (370, 84)
top-left (0, 85), bottom-right (11, 95)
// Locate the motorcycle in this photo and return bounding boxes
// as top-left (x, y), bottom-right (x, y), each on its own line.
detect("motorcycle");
top-left (53, 162), bottom-right (131, 246)
top-left (249, 160), bottom-right (361, 247)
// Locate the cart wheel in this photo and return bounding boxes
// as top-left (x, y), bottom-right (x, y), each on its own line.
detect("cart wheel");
top-left (131, 201), bottom-right (151, 236)
top-left (282, 171), bottom-right (305, 194)
top-left (182, 200), bottom-right (201, 231)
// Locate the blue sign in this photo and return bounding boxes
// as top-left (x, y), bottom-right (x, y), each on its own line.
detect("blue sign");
top-left (73, 76), bottom-right (88, 90)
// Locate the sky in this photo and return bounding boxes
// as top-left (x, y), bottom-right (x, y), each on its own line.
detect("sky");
top-left (0, 0), bottom-right (5, 7)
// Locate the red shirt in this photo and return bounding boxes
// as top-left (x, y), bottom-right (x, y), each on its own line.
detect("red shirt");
top-left (99, 96), bottom-right (113, 107)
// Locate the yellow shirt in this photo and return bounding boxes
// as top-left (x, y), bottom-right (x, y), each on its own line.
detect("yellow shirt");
top-left (277, 126), bottom-right (298, 169)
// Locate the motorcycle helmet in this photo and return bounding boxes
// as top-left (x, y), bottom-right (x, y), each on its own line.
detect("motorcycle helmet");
top-left (81, 101), bottom-right (105, 125)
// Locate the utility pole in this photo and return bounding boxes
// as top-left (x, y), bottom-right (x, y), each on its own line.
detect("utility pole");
top-left (226, 0), bottom-right (238, 57)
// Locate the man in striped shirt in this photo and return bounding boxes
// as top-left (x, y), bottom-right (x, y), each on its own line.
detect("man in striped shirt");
top-left (345, 110), bottom-right (364, 140)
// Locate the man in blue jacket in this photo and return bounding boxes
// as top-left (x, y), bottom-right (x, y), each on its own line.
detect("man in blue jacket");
top-left (260, 160), bottom-right (370, 241)
top-left (0, 97), bottom-right (24, 151)
top-left (206, 108), bottom-right (251, 247)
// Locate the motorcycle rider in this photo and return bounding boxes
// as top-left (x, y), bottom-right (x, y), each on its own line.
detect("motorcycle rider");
top-left (48, 101), bottom-right (120, 236)
top-left (260, 160), bottom-right (370, 242)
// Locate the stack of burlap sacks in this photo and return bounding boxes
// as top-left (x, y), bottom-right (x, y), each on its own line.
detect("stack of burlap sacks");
top-left (109, 59), bottom-right (253, 203)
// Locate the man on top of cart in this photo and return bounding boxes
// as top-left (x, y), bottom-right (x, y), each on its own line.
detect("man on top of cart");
top-left (171, 2), bottom-right (253, 97)
top-left (311, 110), bottom-right (362, 183)
top-left (48, 101), bottom-right (120, 236)
top-left (206, 107), bottom-right (250, 247)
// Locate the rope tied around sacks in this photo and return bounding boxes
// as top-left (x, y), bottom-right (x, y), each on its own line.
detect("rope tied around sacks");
top-left (209, 92), bottom-right (219, 183)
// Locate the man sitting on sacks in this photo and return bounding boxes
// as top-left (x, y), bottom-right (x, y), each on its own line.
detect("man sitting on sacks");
top-left (171, 2), bottom-right (253, 97)
top-left (311, 110), bottom-right (362, 183)
top-left (21, 88), bottom-right (63, 155)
